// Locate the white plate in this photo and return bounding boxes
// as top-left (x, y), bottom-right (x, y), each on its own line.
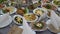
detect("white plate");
top-left (24, 13), bottom-right (38, 22)
top-left (0, 16), bottom-right (12, 28)
top-left (1, 6), bottom-right (17, 14)
top-left (30, 22), bottom-right (47, 31)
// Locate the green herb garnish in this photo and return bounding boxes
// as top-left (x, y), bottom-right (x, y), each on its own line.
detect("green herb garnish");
top-left (45, 4), bottom-right (52, 9)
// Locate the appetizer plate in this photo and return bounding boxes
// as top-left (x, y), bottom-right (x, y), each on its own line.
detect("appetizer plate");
top-left (1, 6), bottom-right (17, 14)
top-left (52, 0), bottom-right (60, 7)
top-left (30, 22), bottom-right (47, 31)
top-left (42, 3), bottom-right (57, 10)
top-left (33, 8), bottom-right (47, 16)
top-left (46, 20), bottom-right (60, 33)
top-left (24, 13), bottom-right (38, 22)
top-left (0, 15), bottom-right (12, 28)
top-left (13, 15), bottom-right (23, 25)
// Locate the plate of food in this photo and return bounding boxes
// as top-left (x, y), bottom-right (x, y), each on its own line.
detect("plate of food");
top-left (13, 15), bottom-right (23, 25)
top-left (33, 8), bottom-right (47, 16)
top-left (42, 3), bottom-right (57, 10)
top-left (16, 7), bottom-right (28, 15)
top-left (30, 21), bottom-right (47, 31)
top-left (24, 13), bottom-right (38, 22)
top-left (1, 6), bottom-right (17, 14)
top-left (33, 8), bottom-right (47, 21)
top-left (52, 0), bottom-right (60, 7)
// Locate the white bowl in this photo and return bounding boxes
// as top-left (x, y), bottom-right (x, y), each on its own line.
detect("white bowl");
top-left (33, 8), bottom-right (47, 16)
top-left (42, 3), bottom-right (58, 10)
top-left (30, 22), bottom-right (47, 31)
top-left (58, 8), bottom-right (60, 11)
top-left (24, 13), bottom-right (38, 22)
top-left (1, 6), bottom-right (17, 14)
top-left (52, 0), bottom-right (60, 7)
top-left (33, 8), bottom-right (48, 21)
top-left (13, 15), bottom-right (23, 25)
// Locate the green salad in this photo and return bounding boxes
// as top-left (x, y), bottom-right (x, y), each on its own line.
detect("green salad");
top-left (15, 16), bottom-right (23, 24)
top-left (43, 4), bottom-right (52, 9)
top-left (34, 22), bottom-right (44, 29)
top-left (0, 0), bottom-right (7, 3)
top-left (53, 0), bottom-right (60, 6)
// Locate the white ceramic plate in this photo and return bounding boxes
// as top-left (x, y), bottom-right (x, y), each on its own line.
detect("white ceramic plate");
top-left (1, 6), bottom-right (17, 14)
top-left (0, 16), bottom-right (12, 28)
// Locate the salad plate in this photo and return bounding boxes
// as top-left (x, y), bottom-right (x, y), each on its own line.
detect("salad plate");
top-left (30, 21), bottom-right (47, 31)
top-left (1, 6), bottom-right (17, 14)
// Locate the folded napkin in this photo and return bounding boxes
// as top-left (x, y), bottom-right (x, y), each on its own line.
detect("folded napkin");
top-left (51, 10), bottom-right (60, 30)
top-left (22, 17), bottom-right (36, 34)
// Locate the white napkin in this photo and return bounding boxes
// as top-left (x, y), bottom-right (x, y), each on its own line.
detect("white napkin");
top-left (0, 13), bottom-right (9, 24)
top-left (51, 10), bottom-right (60, 30)
top-left (22, 18), bottom-right (36, 34)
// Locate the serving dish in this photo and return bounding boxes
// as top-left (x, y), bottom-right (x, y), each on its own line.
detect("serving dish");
top-left (52, 0), bottom-right (60, 7)
top-left (33, 8), bottom-right (47, 16)
top-left (42, 3), bottom-right (57, 10)
top-left (1, 6), bottom-right (17, 14)
top-left (16, 7), bottom-right (28, 15)
top-left (13, 15), bottom-right (23, 25)
top-left (30, 21), bottom-right (47, 31)
top-left (24, 13), bottom-right (38, 22)
top-left (33, 8), bottom-right (48, 21)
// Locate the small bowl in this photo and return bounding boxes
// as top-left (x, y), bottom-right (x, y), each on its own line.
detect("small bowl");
top-left (42, 3), bottom-right (57, 10)
top-left (13, 15), bottom-right (23, 25)
top-left (33, 8), bottom-right (47, 16)
top-left (33, 8), bottom-right (48, 21)
top-left (52, 0), bottom-right (60, 7)
top-left (58, 8), bottom-right (60, 11)
top-left (24, 13), bottom-right (38, 22)
top-left (30, 22), bottom-right (47, 31)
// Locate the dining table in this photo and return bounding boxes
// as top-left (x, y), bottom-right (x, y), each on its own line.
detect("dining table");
top-left (0, 0), bottom-right (60, 34)
top-left (0, 10), bottom-right (57, 34)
